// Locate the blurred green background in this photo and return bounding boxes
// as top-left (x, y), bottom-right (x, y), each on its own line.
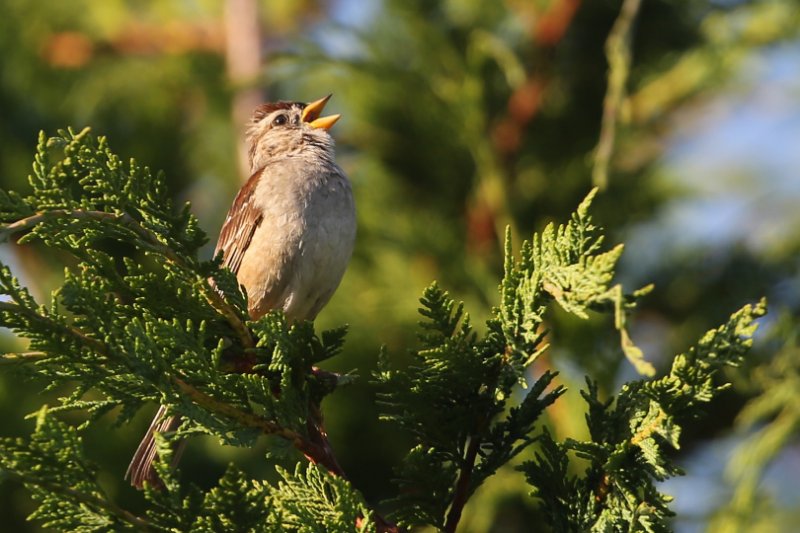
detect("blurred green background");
top-left (1, 0), bottom-right (799, 531)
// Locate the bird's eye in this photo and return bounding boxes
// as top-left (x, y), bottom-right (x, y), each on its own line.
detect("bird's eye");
top-left (272, 114), bottom-right (288, 127)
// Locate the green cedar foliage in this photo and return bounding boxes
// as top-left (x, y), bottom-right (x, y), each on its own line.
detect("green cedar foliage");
top-left (0, 129), bottom-right (368, 532)
top-left (710, 314), bottom-right (800, 532)
top-left (373, 190), bottom-right (654, 530)
top-left (522, 301), bottom-right (765, 532)
top-left (0, 130), bottom-right (764, 532)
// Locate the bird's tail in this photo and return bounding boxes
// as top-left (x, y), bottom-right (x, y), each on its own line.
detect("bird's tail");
top-left (126, 405), bottom-right (184, 489)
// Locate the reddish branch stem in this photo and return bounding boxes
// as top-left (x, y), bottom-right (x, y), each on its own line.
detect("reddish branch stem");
top-left (299, 406), bottom-right (347, 478)
top-left (443, 436), bottom-right (482, 533)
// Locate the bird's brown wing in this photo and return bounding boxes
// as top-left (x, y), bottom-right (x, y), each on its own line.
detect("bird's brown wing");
top-left (214, 167), bottom-right (264, 275)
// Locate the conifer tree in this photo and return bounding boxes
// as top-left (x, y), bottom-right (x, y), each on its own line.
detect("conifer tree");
top-left (0, 129), bottom-right (764, 531)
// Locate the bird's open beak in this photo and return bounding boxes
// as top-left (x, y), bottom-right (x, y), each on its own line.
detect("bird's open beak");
top-left (302, 94), bottom-right (341, 130)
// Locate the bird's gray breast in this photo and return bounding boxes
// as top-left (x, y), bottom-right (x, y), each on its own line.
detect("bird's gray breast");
top-left (246, 158), bottom-right (355, 321)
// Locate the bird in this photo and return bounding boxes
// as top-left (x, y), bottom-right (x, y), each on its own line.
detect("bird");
top-left (126, 95), bottom-right (356, 489)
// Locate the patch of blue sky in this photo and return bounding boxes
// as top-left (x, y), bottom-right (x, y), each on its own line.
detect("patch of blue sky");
top-left (621, 40), bottom-right (800, 282)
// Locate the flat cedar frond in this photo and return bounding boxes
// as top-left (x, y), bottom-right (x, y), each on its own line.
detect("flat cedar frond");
top-left (709, 314), bottom-right (800, 531)
top-left (0, 407), bottom-right (150, 532)
top-left (17, 128), bottom-right (206, 258)
top-left (417, 282), bottom-right (474, 347)
top-left (271, 464), bottom-right (374, 532)
top-left (192, 466), bottom-right (275, 532)
top-left (522, 300), bottom-right (766, 532)
top-left (501, 188), bottom-right (654, 377)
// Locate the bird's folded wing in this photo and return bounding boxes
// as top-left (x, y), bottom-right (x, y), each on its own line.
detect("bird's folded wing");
top-left (214, 167), bottom-right (264, 275)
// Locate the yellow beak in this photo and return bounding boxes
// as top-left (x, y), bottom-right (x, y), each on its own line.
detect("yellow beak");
top-left (302, 94), bottom-right (341, 130)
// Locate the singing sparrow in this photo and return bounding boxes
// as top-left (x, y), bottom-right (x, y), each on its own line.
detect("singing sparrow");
top-left (127, 95), bottom-right (356, 488)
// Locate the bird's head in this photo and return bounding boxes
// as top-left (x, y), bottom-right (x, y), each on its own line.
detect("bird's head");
top-left (246, 94), bottom-right (340, 172)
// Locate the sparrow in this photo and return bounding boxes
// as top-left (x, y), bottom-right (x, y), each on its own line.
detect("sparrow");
top-left (126, 95), bottom-right (356, 488)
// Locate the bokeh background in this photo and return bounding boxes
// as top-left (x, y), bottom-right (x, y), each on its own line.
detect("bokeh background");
top-left (1, 0), bottom-right (798, 531)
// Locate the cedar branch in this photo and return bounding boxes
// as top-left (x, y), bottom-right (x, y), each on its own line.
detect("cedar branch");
top-left (0, 208), bottom-right (254, 349)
